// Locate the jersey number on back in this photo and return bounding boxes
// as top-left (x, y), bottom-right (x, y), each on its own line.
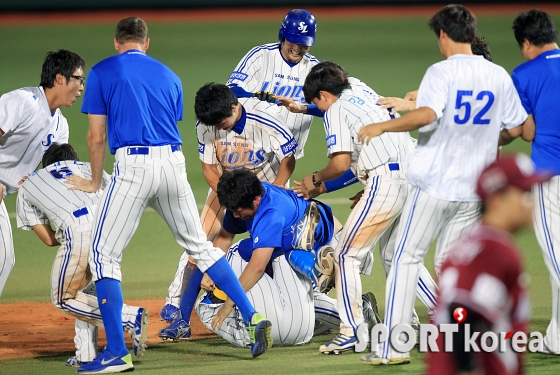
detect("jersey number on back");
top-left (454, 90), bottom-right (495, 125)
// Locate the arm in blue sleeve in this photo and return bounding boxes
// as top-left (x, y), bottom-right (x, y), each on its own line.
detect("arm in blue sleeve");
top-left (323, 168), bottom-right (358, 193)
top-left (306, 104), bottom-right (324, 118)
top-left (228, 84), bottom-right (253, 99)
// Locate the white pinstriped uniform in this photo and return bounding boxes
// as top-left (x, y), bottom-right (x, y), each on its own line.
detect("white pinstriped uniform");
top-left (165, 98), bottom-right (297, 306)
top-left (196, 240), bottom-right (340, 346)
top-left (90, 145), bottom-right (224, 284)
top-left (380, 55), bottom-right (528, 362)
top-left (323, 78), bottom-right (431, 339)
top-left (0, 86), bottom-right (68, 296)
top-left (16, 161), bottom-right (141, 363)
top-left (227, 42), bottom-right (319, 159)
top-left (534, 177), bottom-right (560, 353)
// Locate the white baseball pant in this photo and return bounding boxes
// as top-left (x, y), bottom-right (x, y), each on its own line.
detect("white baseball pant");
top-left (534, 176), bottom-right (560, 353)
top-left (380, 186), bottom-right (481, 361)
top-left (196, 244), bottom-right (318, 346)
top-left (0, 200), bottom-right (15, 296)
top-left (166, 189), bottom-right (224, 307)
top-left (89, 145), bottom-right (224, 282)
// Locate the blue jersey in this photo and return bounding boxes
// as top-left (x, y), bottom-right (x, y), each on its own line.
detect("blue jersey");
top-left (81, 50), bottom-right (183, 154)
top-left (223, 183), bottom-right (333, 259)
top-left (512, 49), bottom-right (560, 175)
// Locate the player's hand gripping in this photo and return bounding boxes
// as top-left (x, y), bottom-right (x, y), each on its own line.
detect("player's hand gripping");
top-left (252, 91), bottom-right (277, 103)
top-left (275, 96), bottom-right (308, 113)
top-left (200, 273), bottom-right (215, 292)
top-left (211, 299), bottom-right (235, 330)
top-left (378, 97), bottom-right (416, 115)
top-left (65, 175), bottom-right (98, 193)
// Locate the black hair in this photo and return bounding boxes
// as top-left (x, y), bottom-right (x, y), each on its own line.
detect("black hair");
top-left (302, 61), bottom-right (350, 104)
top-left (513, 9), bottom-right (558, 47)
top-left (194, 83), bottom-right (239, 126)
top-left (472, 34), bottom-right (492, 61)
top-left (217, 169), bottom-right (264, 211)
top-left (39, 50), bottom-right (86, 88)
top-left (42, 143), bottom-right (79, 167)
top-left (116, 17), bottom-right (148, 44)
top-left (428, 4), bottom-right (476, 44)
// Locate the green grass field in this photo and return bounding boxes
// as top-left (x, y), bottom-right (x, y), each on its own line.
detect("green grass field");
top-left (1, 10), bottom-right (560, 375)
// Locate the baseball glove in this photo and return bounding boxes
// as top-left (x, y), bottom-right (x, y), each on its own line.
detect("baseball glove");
top-left (252, 91), bottom-right (277, 103)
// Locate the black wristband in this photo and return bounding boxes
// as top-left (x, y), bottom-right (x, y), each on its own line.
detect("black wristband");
top-left (312, 171), bottom-right (321, 187)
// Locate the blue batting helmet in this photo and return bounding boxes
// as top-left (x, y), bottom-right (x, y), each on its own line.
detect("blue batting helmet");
top-left (278, 9), bottom-right (317, 47)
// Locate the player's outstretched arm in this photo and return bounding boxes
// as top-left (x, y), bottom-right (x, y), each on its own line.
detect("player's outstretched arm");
top-left (358, 107), bottom-right (436, 145)
top-left (378, 97), bottom-right (416, 115)
top-left (276, 96), bottom-right (308, 113)
top-left (298, 152), bottom-right (351, 199)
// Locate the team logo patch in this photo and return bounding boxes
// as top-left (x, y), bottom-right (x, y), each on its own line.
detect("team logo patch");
top-left (42, 134), bottom-right (54, 147)
top-left (298, 22), bottom-right (308, 33)
top-left (326, 135), bottom-right (336, 147)
top-left (198, 142), bottom-right (205, 154)
top-left (229, 71), bottom-right (249, 82)
top-left (281, 138), bottom-right (298, 155)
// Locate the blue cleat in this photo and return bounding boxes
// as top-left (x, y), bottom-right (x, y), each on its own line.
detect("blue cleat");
top-left (132, 308), bottom-right (149, 356)
top-left (246, 313), bottom-right (272, 358)
top-left (159, 303), bottom-right (180, 323)
top-left (77, 349), bottom-right (133, 374)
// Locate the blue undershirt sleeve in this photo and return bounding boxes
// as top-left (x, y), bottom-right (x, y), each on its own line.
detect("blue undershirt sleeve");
top-left (323, 168), bottom-right (358, 192)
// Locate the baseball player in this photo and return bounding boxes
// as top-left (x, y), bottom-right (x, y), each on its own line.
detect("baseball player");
top-left (160, 9), bottom-right (321, 319)
top-left (67, 17), bottom-right (272, 374)
top-left (0, 49), bottom-right (85, 297)
top-left (426, 154), bottom-right (550, 375)
top-left (159, 83), bottom-right (297, 325)
top-left (16, 143), bottom-right (147, 366)
top-left (508, 9), bottom-right (560, 356)
top-left (379, 34), bottom-right (494, 115)
top-left (357, 5), bottom-right (528, 365)
top-left (196, 169), bottom-right (337, 346)
top-left (295, 61), bottom-right (426, 354)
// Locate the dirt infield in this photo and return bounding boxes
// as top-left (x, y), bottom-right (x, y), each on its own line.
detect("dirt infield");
top-left (0, 4), bottom-right (559, 25)
top-left (0, 299), bottom-right (213, 360)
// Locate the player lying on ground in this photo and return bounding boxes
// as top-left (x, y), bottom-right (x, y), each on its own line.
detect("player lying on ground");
top-left (193, 169), bottom-right (381, 347)
top-left (160, 169), bottom-right (377, 346)
top-left (16, 143), bottom-right (148, 366)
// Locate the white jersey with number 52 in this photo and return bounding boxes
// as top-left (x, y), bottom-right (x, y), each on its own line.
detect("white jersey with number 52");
top-left (411, 54), bottom-right (528, 202)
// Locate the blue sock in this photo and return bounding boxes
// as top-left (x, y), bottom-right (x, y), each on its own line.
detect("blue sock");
top-left (206, 257), bottom-right (256, 324)
top-left (95, 278), bottom-right (126, 355)
top-left (178, 262), bottom-right (203, 324)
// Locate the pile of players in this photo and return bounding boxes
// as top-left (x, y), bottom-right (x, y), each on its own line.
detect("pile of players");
top-left (1, 5), bottom-right (559, 375)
